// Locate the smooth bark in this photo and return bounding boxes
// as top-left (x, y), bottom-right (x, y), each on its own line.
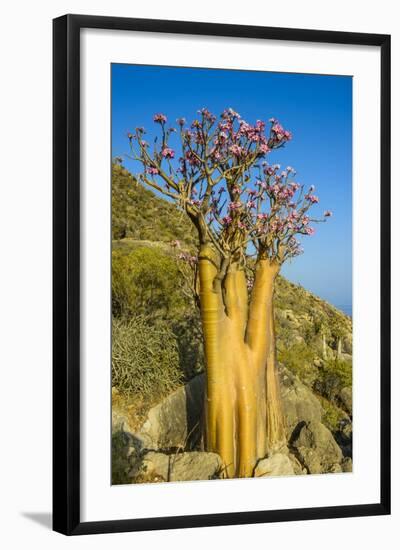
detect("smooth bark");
top-left (199, 250), bottom-right (286, 478)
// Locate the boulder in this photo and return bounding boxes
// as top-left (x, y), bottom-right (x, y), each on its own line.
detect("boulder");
top-left (342, 456), bottom-right (353, 473)
top-left (291, 420), bottom-right (343, 474)
top-left (134, 375), bottom-right (204, 451)
top-left (130, 451), bottom-right (222, 482)
top-left (278, 365), bottom-right (322, 439)
top-left (112, 407), bottom-right (136, 436)
top-left (338, 386), bottom-right (352, 415)
top-left (342, 335), bottom-right (353, 354)
top-left (335, 418), bottom-right (353, 458)
top-left (254, 453), bottom-right (295, 477)
top-left (288, 452), bottom-right (308, 475)
top-left (135, 365), bottom-right (324, 452)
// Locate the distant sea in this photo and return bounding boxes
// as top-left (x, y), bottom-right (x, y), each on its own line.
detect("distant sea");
top-left (336, 304), bottom-right (352, 318)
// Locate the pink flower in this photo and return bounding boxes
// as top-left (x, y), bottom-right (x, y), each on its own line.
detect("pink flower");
top-left (198, 108), bottom-right (216, 122)
top-left (324, 210), bottom-right (333, 217)
top-left (305, 227), bottom-right (315, 235)
top-left (153, 113), bottom-right (167, 123)
top-left (271, 123), bottom-right (292, 143)
top-left (185, 151), bottom-right (200, 166)
top-left (161, 147), bottom-right (175, 159)
top-left (211, 149), bottom-right (223, 161)
top-left (222, 216), bottom-right (232, 225)
top-left (147, 167), bottom-right (159, 175)
top-left (264, 166), bottom-right (274, 176)
top-left (176, 117), bottom-right (186, 126)
top-left (229, 144), bottom-right (244, 157)
top-left (306, 194), bottom-right (319, 204)
top-left (246, 200), bottom-right (256, 209)
top-left (171, 240), bottom-right (181, 248)
top-left (271, 123), bottom-right (285, 138)
top-left (228, 201), bottom-right (242, 210)
top-left (259, 143), bottom-right (271, 154)
top-left (255, 120), bottom-right (266, 131)
top-left (256, 180), bottom-right (267, 189)
top-left (222, 108), bottom-right (240, 119)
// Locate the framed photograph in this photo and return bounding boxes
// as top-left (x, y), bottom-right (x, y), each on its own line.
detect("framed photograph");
top-left (53, 14), bottom-right (391, 535)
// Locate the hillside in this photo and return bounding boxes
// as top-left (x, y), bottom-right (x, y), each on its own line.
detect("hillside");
top-left (111, 162), bottom-right (352, 482)
top-left (112, 162), bottom-right (197, 246)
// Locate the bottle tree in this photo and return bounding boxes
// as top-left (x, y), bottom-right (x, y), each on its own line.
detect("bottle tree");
top-left (127, 108), bottom-right (332, 478)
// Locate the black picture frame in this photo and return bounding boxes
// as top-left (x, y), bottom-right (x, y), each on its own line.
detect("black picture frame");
top-left (53, 14), bottom-right (391, 536)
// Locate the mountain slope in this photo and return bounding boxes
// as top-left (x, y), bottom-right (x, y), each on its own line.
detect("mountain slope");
top-left (111, 162), bottom-right (352, 434)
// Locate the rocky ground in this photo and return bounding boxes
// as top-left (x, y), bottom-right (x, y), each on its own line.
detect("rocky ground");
top-left (112, 363), bottom-right (352, 483)
top-left (111, 162), bottom-right (353, 484)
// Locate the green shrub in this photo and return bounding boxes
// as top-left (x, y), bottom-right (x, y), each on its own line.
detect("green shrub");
top-left (112, 162), bottom-right (197, 245)
top-left (314, 358), bottom-right (352, 401)
top-left (112, 246), bottom-right (185, 319)
top-left (112, 243), bottom-right (204, 380)
top-left (317, 395), bottom-right (349, 433)
top-left (277, 342), bottom-right (318, 387)
top-left (112, 316), bottom-right (182, 400)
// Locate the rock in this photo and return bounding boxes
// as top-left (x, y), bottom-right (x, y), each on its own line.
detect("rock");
top-left (313, 357), bottom-right (323, 368)
top-left (338, 386), bottom-right (352, 415)
top-left (292, 420), bottom-right (343, 474)
top-left (288, 453), bottom-right (308, 475)
top-left (283, 309), bottom-right (296, 322)
top-left (328, 463), bottom-right (342, 473)
top-left (254, 453), bottom-right (295, 477)
top-left (112, 409), bottom-right (136, 435)
top-left (336, 418), bottom-right (352, 457)
top-left (169, 451), bottom-right (222, 481)
top-left (342, 336), bottom-right (352, 354)
top-left (342, 456), bottom-right (353, 473)
top-left (130, 451), bottom-right (222, 482)
top-left (129, 451), bottom-right (169, 483)
top-left (278, 365), bottom-right (322, 439)
top-left (134, 375), bottom-right (204, 451)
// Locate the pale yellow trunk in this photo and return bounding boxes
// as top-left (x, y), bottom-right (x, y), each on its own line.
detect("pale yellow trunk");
top-left (199, 248), bottom-right (286, 478)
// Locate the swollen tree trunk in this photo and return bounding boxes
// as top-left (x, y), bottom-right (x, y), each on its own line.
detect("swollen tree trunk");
top-left (199, 246), bottom-right (286, 478)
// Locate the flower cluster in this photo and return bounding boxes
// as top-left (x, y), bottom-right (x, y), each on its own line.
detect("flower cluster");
top-left (153, 113), bottom-right (167, 123)
top-left (127, 108), bottom-right (330, 263)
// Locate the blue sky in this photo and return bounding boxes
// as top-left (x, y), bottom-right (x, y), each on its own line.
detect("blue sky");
top-left (112, 64), bottom-right (352, 309)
